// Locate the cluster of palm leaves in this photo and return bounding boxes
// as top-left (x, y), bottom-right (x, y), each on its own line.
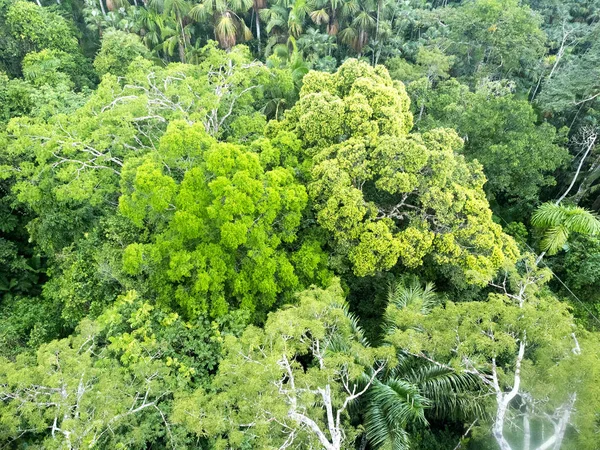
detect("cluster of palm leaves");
top-left (82, 0), bottom-right (405, 64)
top-left (532, 202), bottom-right (600, 255)
top-left (342, 277), bottom-right (485, 450)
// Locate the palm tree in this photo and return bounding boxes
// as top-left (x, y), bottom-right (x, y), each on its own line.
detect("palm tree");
top-left (532, 202), bottom-right (600, 259)
top-left (261, 0), bottom-right (309, 43)
top-left (147, 0), bottom-right (191, 61)
top-left (362, 357), bottom-right (482, 450)
top-left (358, 277), bottom-right (484, 450)
top-left (338, 2), bottom-right (375, 56)
top-left (297, 27), bottom-right (337, 66)
top-left (160, 15), bottom-right (195, 62)
top-left (189, 0), bottom-right (253, 50)
top-left (307, 0), bottom-right (382, 56)
top-left (136, 7), bottom-right (164, 51)
top-left (361, 371), bottom-right (429, 449)
top-left (267, 37), bottom-right (309, 84)
top-left (308, 0), bottom-right (356, 36)
top-left (385, 275), bottom-right (438, 313)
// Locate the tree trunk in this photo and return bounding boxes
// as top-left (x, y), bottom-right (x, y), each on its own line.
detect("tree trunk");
top-left (535, 394), bottom-right (577, 450)
top-left (375, 1), bottom-right (380, 40)
top-left (523, 412), bottom-right (531, 450)
top-left (556, 129), bottom-right (597, 205)
top-left (255, 9), bottom-right (261, 55)
top-left (491, 340), bottom-right (525, 450)
top-left (359, 434), bottom-right (368, 450)
top-left (178, 16), bottom-right (187, 63)
top-left (178, 41), bottom-right (186, 63)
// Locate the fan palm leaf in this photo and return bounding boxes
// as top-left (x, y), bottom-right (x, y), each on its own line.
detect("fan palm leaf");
top-left (215, 13), bottom-right (237, 48)
top-left (189, 3), bottom-right (211, 21)
top-left (309, 8), bottom-right (329, 25)
top-left (340, 0), bottom-right (360, 17)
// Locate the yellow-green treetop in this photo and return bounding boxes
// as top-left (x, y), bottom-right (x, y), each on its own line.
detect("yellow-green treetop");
top-left (267, 59), bottom-right (518, 284)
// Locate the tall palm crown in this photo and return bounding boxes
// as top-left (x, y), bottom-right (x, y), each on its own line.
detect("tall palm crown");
top-left (189, 0), bottom-right (254, 49)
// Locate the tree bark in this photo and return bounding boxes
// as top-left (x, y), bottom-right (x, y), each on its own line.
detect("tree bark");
top-left (255, 9), bottom-right (261, 55)
top-left (557, 129), bottom-right (597, 205)
top-left (523, 412), bottom-right (531, 450)
top-left (491, 340), bottom-right (526, 450)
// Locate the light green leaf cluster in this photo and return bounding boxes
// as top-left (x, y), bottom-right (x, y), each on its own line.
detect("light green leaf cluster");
top-left (6, 1), bottom-right (79, 56)
top-left (119, 121), bottom-right (327, 317)
top-left (93, 30), bottom-right (150, 78)
top-left (270, 59), bottom-right (518, 283)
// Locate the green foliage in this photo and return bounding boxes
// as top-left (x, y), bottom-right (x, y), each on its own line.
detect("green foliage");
top-left (0, 72), bottom-right (33, 122)
top-left (440, 0), bottom-right (546, 81)
top-left (360, 279), bottom-right (484, 450)
top-left (0, 183), bottom-right (41, 300)
top-left (0, 290), bottom-right (245, 448)
top-left (356, 277), bottom-right (483, 449)
top-left (6, 1), bottom-right (80, 63)
top-left (0, 295), bottom-right (61, 359)
top-left (4, 46), bottom-right (278, 254)
top-left (2, 3), bottom-right (600, 448)
top-left (532, 202), bottom-right (600, 255)
top-left (385, 257), bottom-right (600, 448)
top-left (409, 78), bottom-right (569, 215)
top-left (548, 234), bottom-right (600, 327)
top-left (174, 279), bottom-right (392, 449)
top-left (93, 30), bottom-right (150, 78)
top-left (387, 48), bottom-right (455, 85)
top-left (119, 120), bottom-right (327, 318)
top-left (23, 48), bottom-right (96, 90)
top-left (363, 374), bottom-right (429, 450)
top-left (271, 59), bottom-right (518, 285)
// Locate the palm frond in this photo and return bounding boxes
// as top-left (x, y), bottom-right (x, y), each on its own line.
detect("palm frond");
top-left (533, 203), bottom-right (600, 254)
top-left (532, 202), bottom-right (567, 228)
top-left (215, 14), bottom-right (238, 48)
top-left (338, 26), bottom-right (357, 45)
top-left (353, 10), bottom-right (375, 30)
top-left (309, 8), bottom-right (329, 25)
top-left (239, 18), bottom-right (253, 41)
top-left (541, 224), bottom-right (569, 255)
top-left (564, 206), bottom-right (600, 235)
top-left (364, 378), bottom-right (428, 450)
top-left (392, 356), bottom-right (485, 421)
top-left (340, 0), bottom-right (360, 17)
top-left (387, 276), bottom-right (439, 313)
top-left (364, 402), bottom-right (411, 450)
top-left (229, 0), bottom-right (253, 13)
top-left (188, 3), bottom-right (210, 22)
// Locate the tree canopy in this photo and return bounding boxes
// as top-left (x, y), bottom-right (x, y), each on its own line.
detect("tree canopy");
top-left (2, 0), bottom-right (600, 448)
